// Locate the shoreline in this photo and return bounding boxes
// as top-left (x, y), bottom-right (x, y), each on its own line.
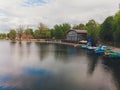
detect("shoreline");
top-left (0, 39), bottom-right (81, 47)
top-left (0, 39), bottom-right (120, 53)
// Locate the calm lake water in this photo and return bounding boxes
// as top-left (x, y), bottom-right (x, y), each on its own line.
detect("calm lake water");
top-left (0, 41), bottom-right (120, 90)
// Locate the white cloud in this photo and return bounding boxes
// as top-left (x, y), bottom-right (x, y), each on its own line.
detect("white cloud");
top-left (0, 0), bottom-right (119, 32)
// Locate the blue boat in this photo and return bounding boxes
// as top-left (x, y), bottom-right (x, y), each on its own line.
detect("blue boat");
top-left (118, 53), bottom-right (120, 57)
top-left (87, 46), bottom-right (97, 51)
top-left (95, 45), bottom-right (109, 55)
top-left (81, 38), bottom-right (97, 50)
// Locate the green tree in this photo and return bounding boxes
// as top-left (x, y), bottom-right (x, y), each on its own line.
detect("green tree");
top-left (73, 23), bottom-right (87, 30)
top-left (2, 33), bottom-right (7, 39)
top-left (113, 11), bottom-right (120, 43)
top-left (50, 29), bottom-right (55, 38)
top-left (99, 16), bottom-right (114, 42)
top-left (45, 30), bottom-right (51, 39)
top-left (61, 23), bottom-right (71, 37)
top-left (34, 30), bottom-right (40, 39)
top-left (0, 33), bottom-right (7, 39)
top-left (0, 34), bottom-right (2, 39)
top-left (54, 24), bottom-right (64, 39)
top-left (53, 23), bottom-right (71, 39)
top-left (86, 19), bottom-right (99, 40)
top-left (7, 33), bottom-right (9, 38)
top-left (24, 28), bottom-right (33, 40)
top-left (24, 28), bottom-right (33, 35)
top-left (38, 23), bottom-right (49, 38)
top-left (9, 29), bottom-right (16, 40)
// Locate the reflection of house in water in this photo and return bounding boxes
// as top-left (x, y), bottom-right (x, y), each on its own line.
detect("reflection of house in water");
top-left (66, 30), bottom-right (87, 42)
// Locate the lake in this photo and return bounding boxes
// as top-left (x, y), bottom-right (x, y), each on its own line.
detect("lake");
top-left (0, 41), bottom-right (119, 90)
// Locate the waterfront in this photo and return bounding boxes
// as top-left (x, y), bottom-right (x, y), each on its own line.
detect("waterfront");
top-left (0, 41), bottom-right (120, 90)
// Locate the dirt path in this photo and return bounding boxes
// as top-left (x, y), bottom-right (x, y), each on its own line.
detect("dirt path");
top-left (108, 46), bottom-right (120, 52)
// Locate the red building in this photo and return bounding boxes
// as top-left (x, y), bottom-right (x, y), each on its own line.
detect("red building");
top-left (16, 34), bottom-right (34, 40)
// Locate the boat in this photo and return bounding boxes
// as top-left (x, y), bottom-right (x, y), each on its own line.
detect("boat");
top-left (79, 40), bottom-right (87, 44)
top-left (81, 45), bottom-right (88, 49)
top-left (81, 38), bottom-right (97, 50)
top-left (94, 45), bottom-right (109, 55)
top-left (104, 52), bottom-right (120, 59)
top-left (81, 42), bottom-right (97, 51)
top-left (104, 49), bottom-right (114, 55)
top-left (87, 46), bottom-right (97, 51)
top-left (81, 42), bottom-right (91, 49)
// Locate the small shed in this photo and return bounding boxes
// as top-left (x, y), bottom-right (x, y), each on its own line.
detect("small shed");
top-left (66, 30), bottom-right (87, 41)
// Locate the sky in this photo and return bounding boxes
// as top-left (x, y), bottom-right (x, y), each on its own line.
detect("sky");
top-left (0, 0), bottom-right (120, 32)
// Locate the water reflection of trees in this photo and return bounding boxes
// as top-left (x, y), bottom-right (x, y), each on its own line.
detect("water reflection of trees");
top-left (54, 44), bottom-right (68, 61)
top-left (10, 41), bottom-right (24, 60)
top-left (87, 53), bottom-right (99, 75)
top-left (54, 45), bottom-right (79, 62)
top-left (18, 42), bottom-right (24, 60)
top-left (102, 58), bottom-right (120, 90)
top-left (26, 42), bottom-right (32, 57)
top-left (35, 43), bottom-right (80, 62)
top-left (35, 43), bottom-right (50, 61)
top-left (10, 41), bottom-right (17, 54)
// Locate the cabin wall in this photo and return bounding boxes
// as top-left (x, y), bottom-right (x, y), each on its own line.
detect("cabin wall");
top-left (66, 31), bottom-right (77, 41)
top-left (66, 31), bottom-right (87, 41)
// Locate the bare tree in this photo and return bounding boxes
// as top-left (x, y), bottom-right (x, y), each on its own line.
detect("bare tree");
top-left (17, 25), bottom-right (24, 41)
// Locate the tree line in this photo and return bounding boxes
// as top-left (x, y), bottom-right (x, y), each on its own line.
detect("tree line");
top-left (7, 23), bottom-right (71, 40)
top-left (7, 21), bottom-right (100, 41)
top-left (1, 11), bottom-right (120, 46)
top-left (99, 11), bottom-right (120, 46)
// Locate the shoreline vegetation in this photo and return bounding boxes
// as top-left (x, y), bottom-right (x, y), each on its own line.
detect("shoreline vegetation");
top-left (1, 39), bottom-right (120, 53)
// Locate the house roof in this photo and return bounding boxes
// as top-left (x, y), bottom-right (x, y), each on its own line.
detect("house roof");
top-left (67, 29), bottom-right (87, 34)
top-left (74, 30), bottom-right (87, 33)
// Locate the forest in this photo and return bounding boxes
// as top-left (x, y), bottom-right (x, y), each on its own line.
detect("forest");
top-left (0, 11), bottom-right (120, 46)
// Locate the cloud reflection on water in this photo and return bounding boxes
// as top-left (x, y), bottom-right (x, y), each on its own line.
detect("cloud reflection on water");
top-left (0, 42), bottom-right (118, 90)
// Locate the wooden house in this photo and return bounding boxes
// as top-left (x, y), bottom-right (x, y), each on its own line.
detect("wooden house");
top-left (66, 30), bottom-right (87, 41)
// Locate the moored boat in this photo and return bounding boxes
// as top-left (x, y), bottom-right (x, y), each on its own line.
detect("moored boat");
top-left (81, 42), bottom-right (91, 49)
top-left (104, 52), bottom-right (120, 59)
top-left (87, 46), bottom-right (97, 51)
top-left (95, 45), bottom-right (109, 55)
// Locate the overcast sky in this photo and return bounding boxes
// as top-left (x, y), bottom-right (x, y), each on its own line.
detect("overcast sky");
top-left (0, 0), bottom-right (120, 32)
